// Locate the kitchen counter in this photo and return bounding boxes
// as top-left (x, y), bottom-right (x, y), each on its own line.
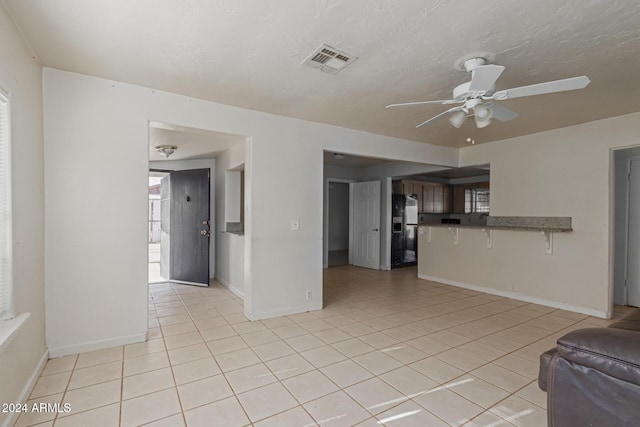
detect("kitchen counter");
top-left (419, 223), bottom-right (572, 232)
top-left (419, 216), bottom-right (572, 233)
top-left (416, 214), bottom-right (593, 320)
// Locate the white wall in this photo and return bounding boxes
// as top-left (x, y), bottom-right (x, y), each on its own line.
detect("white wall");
top-left (215, 142), bottom-right (246, 297)
top-left (224, 170), bottom-right (242, 222)
top-left (419, 113), bottom-right (640, 318)
top-left (0, 5), bottom-right (46, 426)
top-left (42, 67), bottom-right (458, 350)
top-left (324, 164), bottom-right (362, 181)
top-left (361, 161), bottom-right (449, 180)
top-left (149, 158), bottom-right (216, 279)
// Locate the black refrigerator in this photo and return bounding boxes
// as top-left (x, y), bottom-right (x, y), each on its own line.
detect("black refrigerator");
top-left (391, 194), bottom-right (418, 268)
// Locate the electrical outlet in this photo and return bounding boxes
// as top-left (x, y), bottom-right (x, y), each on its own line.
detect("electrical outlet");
top-left (291, 219), bottom-right (300, 231)
top-left (511, 282), bottom-right (516, 291)
top-left (306, 290), bottom-right (312, 300)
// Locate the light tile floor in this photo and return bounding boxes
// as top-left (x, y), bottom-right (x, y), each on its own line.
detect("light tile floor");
top-left (18, 266), bottom-right (631, 427)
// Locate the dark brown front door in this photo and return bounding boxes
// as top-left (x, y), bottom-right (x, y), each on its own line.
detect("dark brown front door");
top-left (168, 168), bottom-right (210, 285)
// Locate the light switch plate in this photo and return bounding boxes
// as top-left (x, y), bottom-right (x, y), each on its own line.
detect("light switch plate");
top-left (291, 219), bottom-right (300, 231)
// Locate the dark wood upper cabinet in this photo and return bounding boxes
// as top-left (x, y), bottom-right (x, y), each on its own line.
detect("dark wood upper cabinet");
top-left (394, 179), bottom-right (470, 214)
top-left (453, 186), bottom-right (466, 214)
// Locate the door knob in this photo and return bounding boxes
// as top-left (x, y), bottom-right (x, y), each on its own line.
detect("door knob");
top-left (200, 229), bottom-right (211, 237)
top-left (372, 228), bottom-right (379, 232)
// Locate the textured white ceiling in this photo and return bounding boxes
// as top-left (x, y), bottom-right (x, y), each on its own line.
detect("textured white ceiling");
top-left (4, 0), bottom-right (640, 147)
top-left (148, 122), bottom-right (245, 161)
top-left (323, 151), bottom-right (391, 168)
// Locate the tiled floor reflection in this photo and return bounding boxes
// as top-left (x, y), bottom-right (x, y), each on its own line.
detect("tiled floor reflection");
top-left (20, 266), bottom-right (628, 426)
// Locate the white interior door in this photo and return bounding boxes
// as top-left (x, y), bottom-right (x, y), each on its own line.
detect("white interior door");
top-left (351, 181), bottom-right (380, 270)
top-left (627, 159), bottom-right (640, 306)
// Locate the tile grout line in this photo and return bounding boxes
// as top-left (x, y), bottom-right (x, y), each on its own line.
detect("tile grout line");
top-left (118, 345), bottom-right (124, 427)
top-left (175, 282), bottom-right (255, 425)
top-left (51, 353), bottom-right (79, 427)
top-left (32, 269), bottom-right (617, 427)
top-left (158, 285), bottom-right (189, 427)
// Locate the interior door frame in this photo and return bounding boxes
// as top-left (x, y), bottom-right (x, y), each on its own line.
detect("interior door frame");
top-left (324, 178), bottom-right (356, 269)
top-left (149, 168), bottom-right (172, 284)
top-left (611, 146), bottom-right (640, 315)
top-left (623, 155), bottom-right (640, 306)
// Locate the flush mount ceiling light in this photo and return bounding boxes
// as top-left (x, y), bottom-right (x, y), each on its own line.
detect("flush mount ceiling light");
top-left (333, 153), bottom-right (345, 160)
top-left (155, 145), bottom-right (178, 158)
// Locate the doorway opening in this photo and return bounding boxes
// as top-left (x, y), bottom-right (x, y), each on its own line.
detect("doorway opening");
top-left (146, 121), bottom-right (247, 296)
top-left (148, 171), bottom-right (169, 283)
top-left (327, 181), bottom-right (350, 267)
top-left (613, 146), bottom-right (640, 308)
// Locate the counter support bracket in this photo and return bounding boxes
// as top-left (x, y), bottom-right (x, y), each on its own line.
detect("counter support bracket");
top-left (482, 228), bottom-right (493, 249)
top-left (448, 226), bottom-right (459, 245)
top-left (542, 231), bottom-right (553, 255)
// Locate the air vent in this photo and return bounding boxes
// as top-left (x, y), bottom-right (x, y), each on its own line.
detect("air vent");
top-left (302, 44), bottom-right (357, 74)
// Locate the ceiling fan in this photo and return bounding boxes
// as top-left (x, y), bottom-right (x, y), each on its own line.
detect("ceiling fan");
top-left (386, 54), bottom-right (591, 129)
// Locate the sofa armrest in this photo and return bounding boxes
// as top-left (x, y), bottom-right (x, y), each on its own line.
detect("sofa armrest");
top-left (538, 348), bottom-right (557, 391)
top-left (557, 328), bottom-right (640, 385)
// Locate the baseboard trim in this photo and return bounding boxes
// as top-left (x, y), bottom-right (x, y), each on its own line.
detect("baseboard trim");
top-left (215, 275), bottom-right (244, 299)
top-left (247, 303), bottom-right (323, 321)
top-left (418, 274), bottom-right (610, 319)
top-left (169, 280), bottom-right (208, 287)
top-left (48, 333), bottom-right (147, 358)
top-left (3, 349), bottom-right (49, 427)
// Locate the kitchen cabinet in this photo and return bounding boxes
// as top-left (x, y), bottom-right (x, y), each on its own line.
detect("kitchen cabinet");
top-left (443, 186), bottom-right (452, 213)
top-left (423, 183), bottom-right (452, 214)
top-left (453, 186), bottom-right (466, 214)
top-left (394, 179), bottom-right (454, 214)
top-left (422, 184), bottom-right (434, 213)
top-left (401, 181), bottom-right (413, 196)
top-left (433, 185), bottom-right (444, 213)
top-left (413, 182), bottom-right (423, 212)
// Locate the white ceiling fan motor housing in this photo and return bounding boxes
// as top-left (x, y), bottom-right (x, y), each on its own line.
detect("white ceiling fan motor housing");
top-left (453, 82), bottom-right (495, 101)
top-left (463, 57), bottom-right (486, 72)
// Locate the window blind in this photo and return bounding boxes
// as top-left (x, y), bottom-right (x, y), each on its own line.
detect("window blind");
top-left (0, 90), bottom-right (12, 320)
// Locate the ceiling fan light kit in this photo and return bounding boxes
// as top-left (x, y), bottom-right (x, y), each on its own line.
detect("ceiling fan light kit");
top-left (386, 52), bottom-right (591, 130)
top-left (473, 103), bottom-right (493, 128)
top-left (448, 110), bottom-right (467, 128)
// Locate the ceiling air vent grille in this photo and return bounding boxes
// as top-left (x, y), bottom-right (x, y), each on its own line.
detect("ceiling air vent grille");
top-left (302, 44), bottom-right (357, 74)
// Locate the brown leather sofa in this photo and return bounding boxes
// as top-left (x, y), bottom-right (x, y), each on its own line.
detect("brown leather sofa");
top-left (538, 310), bottom-right (640, 426)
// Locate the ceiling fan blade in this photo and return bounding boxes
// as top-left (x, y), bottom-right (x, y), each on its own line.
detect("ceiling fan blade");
top-left (385, 99), bottom-right (455, 108)
top-left (416, 106), bottom-right (464, 128)
top-left (491, 104), bottom-right (519, 122)
top-left (469, 65), bottom-right (505, 93)
top-left (492, 76), bottom-right (590, 100)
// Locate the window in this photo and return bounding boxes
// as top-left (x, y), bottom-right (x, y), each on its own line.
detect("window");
top-left (465, 188), bottom-right (490, 213)
top-left (0, 89), bottom-right (12, 320)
